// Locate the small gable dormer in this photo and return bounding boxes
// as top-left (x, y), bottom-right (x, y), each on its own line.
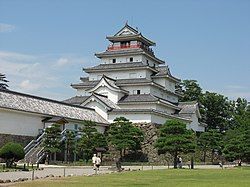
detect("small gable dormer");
top-left (105, 23), bottom-right (155, 55)
top-left (114, 23), bottom-right (139, 36)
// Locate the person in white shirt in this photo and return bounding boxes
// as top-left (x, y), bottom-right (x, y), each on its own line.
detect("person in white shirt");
top-left (92, 154), bottom-right (97, 170)
top-left (96, 156), bottom-right (101, 170)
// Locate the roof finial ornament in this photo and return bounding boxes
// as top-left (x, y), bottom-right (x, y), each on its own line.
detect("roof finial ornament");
top-left (125, 20), bottom-right (128, 26)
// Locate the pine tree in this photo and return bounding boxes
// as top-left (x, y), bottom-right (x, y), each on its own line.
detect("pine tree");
top-left (77, 120), bottom-right (107, 162)
top-left (43, 124), bottom-right (62, 163)
top-left (155, 120), bottom-right (196, 168)
top-left (107, 117), bottom-right (144, 160)
top-left (0, 73), bottom-right (9, 90)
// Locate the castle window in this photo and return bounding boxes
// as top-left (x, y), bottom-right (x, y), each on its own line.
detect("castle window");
top-left (112, 59), bottom-right (116, 63)
top-left (130, 57), bottom-right (133, 62)
top-left (74, 124), bottom-right (78, 130)
top-left (137, 90), bottom-right (141, 95)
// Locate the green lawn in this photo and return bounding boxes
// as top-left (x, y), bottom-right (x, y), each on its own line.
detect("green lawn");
top-left (13, 168), bottom-right (250, 187)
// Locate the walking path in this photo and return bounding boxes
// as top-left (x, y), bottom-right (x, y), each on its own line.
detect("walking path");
top-left (0, 164), bottom-right (238, 183)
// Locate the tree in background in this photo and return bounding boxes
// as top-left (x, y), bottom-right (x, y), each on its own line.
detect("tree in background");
top-left (223, 102), bottom-right (250, 162)
top-left (176, 79), bottom-right (250, 163)
top-left (77, 120), bottom-right (107, 162)
top-left (43, 124), bottom-right (62, 164)
top-left (64, 131), bottom-right (77, 162)
top-left (179, 80), bottom-right (203, 102)
top-left (0, 73), bottom-right (9, 90)
top-left (155, 120), bottom-right (196, 168)
top-left (198, 130), bottom-right (222, 163)
top-left (0, 142), bottom-right (25, 167)
top-left (201, 92), bottom-right (232, 132)
top-left (107, 117), bottom-right (144, 161)
top-left (179, 79), bottom-right (233, 132)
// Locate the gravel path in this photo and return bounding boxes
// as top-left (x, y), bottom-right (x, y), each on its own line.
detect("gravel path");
top-left (0, 166), bottom-right (112, 181)
top-left (0, 164), bottom-right (228, 183)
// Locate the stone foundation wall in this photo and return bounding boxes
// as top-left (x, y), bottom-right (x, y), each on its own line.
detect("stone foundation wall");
top-left (0, 133), bottom-right (34, 148)
top-left (135, 123), bottom-right (171, 164)
top-left (104, 123), bottom-right (171, 164)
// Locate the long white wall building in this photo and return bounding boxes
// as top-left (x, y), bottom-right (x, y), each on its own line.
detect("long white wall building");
top-left (0, 89), bottom-right (108, 147)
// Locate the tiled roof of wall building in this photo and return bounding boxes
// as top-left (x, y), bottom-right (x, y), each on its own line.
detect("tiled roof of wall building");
top-left (63, 96), bottom-right (90, 105)
top-left (0, 89), bottom-right (108, 124)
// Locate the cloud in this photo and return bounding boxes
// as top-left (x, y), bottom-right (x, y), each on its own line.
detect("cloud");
top-left (19, 80), bottom-right (41, 91)
top-left (55, 58), bottom-right (71, 67)
top-left (0, 23), bottom-right (15, 33)
top-left (0, 50), bottom-right (91, 100)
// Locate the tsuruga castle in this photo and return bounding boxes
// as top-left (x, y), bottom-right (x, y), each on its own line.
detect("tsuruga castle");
top-left (65, 23), bottom-right (205, 132)
top-left (0, 23), bottom-right (205, 163)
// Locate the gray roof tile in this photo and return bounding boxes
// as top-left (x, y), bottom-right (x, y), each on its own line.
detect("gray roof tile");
top-left (0, 90), bottom-right (108, 124)
top-left (118, 94), bottom-right (158, 103)
top-left (178, 101), bottom-right (198, 114)
top-left (93, 93), bottom-right (119, 109)
top-left (155, 66), bottom-right (171, 76)
top-left (72, 78), bottom-right (153, 88)
top-left (63, 96), bottom-right (90, 105)
top-left (109, 108), bottom-right (191, 122)
top-left (95, 48), bottom-right (144, 58)
top-left (84, 62), bottom-right (146, 71)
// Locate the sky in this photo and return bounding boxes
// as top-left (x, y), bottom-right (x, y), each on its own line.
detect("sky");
top-left (0, 0), bottom-right (249, 101)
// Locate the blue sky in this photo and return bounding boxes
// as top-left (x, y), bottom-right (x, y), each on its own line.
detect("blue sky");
top-left (0, 0), bottom-right (249, 101)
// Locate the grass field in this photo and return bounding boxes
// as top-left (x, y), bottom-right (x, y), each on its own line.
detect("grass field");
top-left (13, 167), bottom-right (250, 187)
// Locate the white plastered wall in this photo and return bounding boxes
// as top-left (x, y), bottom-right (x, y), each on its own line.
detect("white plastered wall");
top-left (121, 85), bottom-right (151, 95)
top-left (186, 113), bottom-right (205, 132)
top-left (118, 103), bottom-right (157, 110)
top-left (89, 69), bottom-right (150, 81)
top-left (83, 100), bottom-right (108, 120)
top-left (108, 113), bottom-right (151, 123)
top-left (93, 86), bottom-right (124, 103)
top-left (150, 86), bottom-right (178, 103)
top-left (101, 55), bottom-right (142, 64)
top-left (0, 109), bottom-right (44, 136)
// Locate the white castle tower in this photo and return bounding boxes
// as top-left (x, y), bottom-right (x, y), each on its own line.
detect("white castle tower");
top-left (64, 23), bottom-right (205, 132)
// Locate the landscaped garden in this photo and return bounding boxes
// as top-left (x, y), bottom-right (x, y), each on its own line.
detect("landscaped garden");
top-left (13, 167), bottom-right (250, 187)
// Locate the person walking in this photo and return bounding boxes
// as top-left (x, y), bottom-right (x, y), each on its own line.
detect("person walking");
top-left (96, 156), bottom-right (101, 171)
top-left (178, 156), bottom-right (183, 169)
top-left (92, 154), bottom-right (97, 170)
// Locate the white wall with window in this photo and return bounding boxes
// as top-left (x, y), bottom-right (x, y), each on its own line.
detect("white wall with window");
top-left (101, 55), bottom-right (142, 64)
top-left (89, 69), bottom-right (149, 80)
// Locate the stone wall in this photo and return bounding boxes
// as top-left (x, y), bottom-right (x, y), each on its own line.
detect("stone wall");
top-left (0, 133), bottom-right (34, 148)
top-left (135, 123), bottom-right (170, 164)
top-left (103, 123), bottom-right (171, 164)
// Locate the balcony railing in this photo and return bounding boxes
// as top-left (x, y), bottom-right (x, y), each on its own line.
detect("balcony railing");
top-left (107, 44), bottom-right (155, 56)
top-left (107, 44), bottom-right (140, 50)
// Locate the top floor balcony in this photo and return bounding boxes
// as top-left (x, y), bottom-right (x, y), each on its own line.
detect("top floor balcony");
top-left (107, 43), bottom-right (155, 56)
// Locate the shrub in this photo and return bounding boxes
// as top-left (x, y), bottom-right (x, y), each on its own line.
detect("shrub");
top-left (0, 142), bottom-right (25, 167)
